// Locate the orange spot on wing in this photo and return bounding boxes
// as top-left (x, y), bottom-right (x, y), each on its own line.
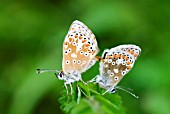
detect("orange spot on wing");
top-left (75, 35), bottom-right (78, 38)
top-left (121, 55), bottom-right (125, 58)
top-left (109, 56), bottom-right (113, 59)
top-left (106, 55), bottom-right (113, 59)
top-left (71, 28), bottom-right (74, 30)
top-left (134, 54), bottom-right (138, 57)
top-left (114, 54), bottom-right (118, 59)
top-left (131, 51), bottom-right (134, 54)
top-left (79, 36), bottom-right (83, 39)
top-left (125, 56), bottom-right (129, 61)
top-left (127, 66), bottom-right (131, 69)
top-left (127, 49), bottom-right (131, 52)
top-left (85, 44), bottom-right (90, 47)
top-left (117, 54), bottom-right (120, 58)
top-left (82, 40), bottom-right (87, 43)
top-left (127, 61), bottom-right (131, 65)
top-left (64, 42), bottom-right (69, 45)
top-left (92, 51), bottom-right (95, 55)
top-left (69, 38), bottom-right (73, 42)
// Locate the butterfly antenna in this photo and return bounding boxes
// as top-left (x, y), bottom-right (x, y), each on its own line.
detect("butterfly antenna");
top-left (115, 86), bottom-right (139, 98)
top-left (116, 86), bottom-right (134, 91)
top-left (36, 69), bottom-right (60, 74)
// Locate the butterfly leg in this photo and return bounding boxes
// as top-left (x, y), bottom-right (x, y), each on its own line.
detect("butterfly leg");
top-left (69, 83), bottom-right (73, 95)
top-left (80, 78), bottom-right (87, 85)
top-left (77, 84), bottom-right (81, 104)
top-left (87, 75), bottom-right (99, 83)
top-left (102, 89), bottom-right (110, 95)
top-left (64, 82), bottom-right (68, 95)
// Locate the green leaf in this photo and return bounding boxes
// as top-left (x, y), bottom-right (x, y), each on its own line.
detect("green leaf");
top-left (58, 82), bottom-right (125, 114)
top-left (70, 94), bottom-right (125, 114)
top-left (63, 101), bottom-right (77, 113)
top-left (70, 99), bottom-right (93, 114)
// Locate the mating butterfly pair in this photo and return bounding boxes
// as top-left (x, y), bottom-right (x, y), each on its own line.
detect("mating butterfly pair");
top-left (37, 20), bottom-right (141, 95)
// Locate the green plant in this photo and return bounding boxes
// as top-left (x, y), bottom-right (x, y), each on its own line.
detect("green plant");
top-left (58, 82), bottom-right (125, 114)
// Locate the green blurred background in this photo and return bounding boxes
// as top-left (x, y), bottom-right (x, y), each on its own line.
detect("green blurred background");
top-left (0, 0), bottom-right (170, 114)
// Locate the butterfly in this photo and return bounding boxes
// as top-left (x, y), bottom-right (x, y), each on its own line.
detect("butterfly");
top-left (90, 45), bottom-right (141, 96)
top-left (37, 20), bottom-right (99, 94)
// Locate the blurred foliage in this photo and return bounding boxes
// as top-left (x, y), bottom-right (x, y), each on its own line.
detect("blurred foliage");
top-left (0, 0), bottom-right (170, 114)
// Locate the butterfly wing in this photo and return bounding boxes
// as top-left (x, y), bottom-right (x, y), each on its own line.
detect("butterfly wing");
top-left (110, 44), bottom-right (141, 60)
top-left (99, 45), bottom-right (141, 88)
top-left (62, 20), bottom-right (99, 75)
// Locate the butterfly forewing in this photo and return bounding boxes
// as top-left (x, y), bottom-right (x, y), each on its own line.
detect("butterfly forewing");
top-left (100, 45), bottom-right (141, 88)
top-left (62, 20), bottom-right (99, 74)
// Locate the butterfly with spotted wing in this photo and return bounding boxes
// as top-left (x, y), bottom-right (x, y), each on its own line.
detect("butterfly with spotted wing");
top-left (37, 20), bottom-right (99, 95)
top-left (90, 45), bottom-right (141, 96)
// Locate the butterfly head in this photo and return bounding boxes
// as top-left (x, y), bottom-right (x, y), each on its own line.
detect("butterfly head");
top-left (109, 88), bottom-right (117, 94)
top-left (55, 71), bottom-right (64, 80)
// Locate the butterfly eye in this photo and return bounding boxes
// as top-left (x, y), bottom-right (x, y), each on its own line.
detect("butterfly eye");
top-left (110, 88), bottom-right (117, 94)
top-left (56, 72), bottom-right (64, 80)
